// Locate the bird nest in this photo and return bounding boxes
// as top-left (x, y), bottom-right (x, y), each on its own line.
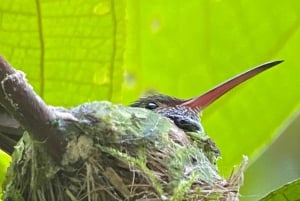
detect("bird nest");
top-left (3, 101), bottom-right (246, 201)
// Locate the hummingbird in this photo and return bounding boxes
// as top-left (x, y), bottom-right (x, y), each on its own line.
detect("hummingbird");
top-left (131, 60), bottom-right (283, 133)
top-left (0, 60), bottom-right (282, 155)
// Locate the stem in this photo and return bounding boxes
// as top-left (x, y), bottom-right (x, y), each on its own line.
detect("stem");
top-left (0, 56), bottom-right (65, 162)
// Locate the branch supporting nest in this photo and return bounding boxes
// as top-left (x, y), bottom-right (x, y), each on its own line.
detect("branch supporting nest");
top-left (0, 56), bottom-right (65, 162)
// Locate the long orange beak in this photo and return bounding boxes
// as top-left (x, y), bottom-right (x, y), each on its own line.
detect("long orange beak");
top-left (181, 60), bottom-right (283, 111)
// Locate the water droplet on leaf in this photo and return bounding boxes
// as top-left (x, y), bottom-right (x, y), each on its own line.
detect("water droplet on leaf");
top-left (93, 1), bottom-right (110, 15)
top-left (151, 19), bottom-right (160, 33)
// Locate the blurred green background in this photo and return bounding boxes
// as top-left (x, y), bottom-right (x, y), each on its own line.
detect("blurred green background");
top-left (1, 0), bottom-right (300, 200)
top-left (241, 113), bottom-right (300, 200)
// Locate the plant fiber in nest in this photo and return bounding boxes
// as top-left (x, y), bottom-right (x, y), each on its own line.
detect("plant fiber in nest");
top-left (3, 101), bottom-right (246, 201)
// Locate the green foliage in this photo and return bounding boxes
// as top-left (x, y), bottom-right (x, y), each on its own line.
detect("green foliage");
top-left (259, 179), bottom-right (300, 201)
top-left (0, 0), bottom-right (125, 105)
top-left (0, 151), bottom-right (10, 190)
top-left (0, 0), bottom-right (300, 199)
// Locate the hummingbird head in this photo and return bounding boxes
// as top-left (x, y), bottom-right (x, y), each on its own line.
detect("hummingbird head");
top-left (131, 60), bottom-right (283, 132)
top-left (130, 94), bottom-right (201, 132)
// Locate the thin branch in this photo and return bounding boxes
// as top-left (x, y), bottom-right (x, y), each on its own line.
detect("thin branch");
top-left (0, 56), bottom-right (65, 162)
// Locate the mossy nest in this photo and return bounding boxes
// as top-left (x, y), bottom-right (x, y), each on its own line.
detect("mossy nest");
top-left (3, 101), bottom-right (246, 201)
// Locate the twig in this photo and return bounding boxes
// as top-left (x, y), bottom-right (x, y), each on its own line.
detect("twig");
top-left (0, 56), bottom-right (65, 162)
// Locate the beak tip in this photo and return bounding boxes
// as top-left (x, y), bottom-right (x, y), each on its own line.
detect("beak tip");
top-left (181, 60), bottom-right (284, 110)
top-left (268, 60), bottom-right (284, 67)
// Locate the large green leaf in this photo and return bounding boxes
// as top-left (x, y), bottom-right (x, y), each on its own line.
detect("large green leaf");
top-left (0, 0), bottom-right (125, 105)
top-left (259, 179), bottom-right (300, 201)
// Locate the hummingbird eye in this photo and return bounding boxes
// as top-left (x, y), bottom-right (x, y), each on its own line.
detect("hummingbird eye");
top-left (145, 102), bottom-right (158, 110)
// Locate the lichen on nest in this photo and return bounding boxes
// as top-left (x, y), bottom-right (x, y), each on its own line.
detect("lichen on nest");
top-left (3, 101), bottom-right (246, 201)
